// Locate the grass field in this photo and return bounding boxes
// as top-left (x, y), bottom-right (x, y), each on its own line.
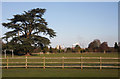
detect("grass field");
top-left (2, 68), bottom-right (119, 77)
top-left (2, 52), bottom-right (119, 66)
top-left (3, 52), bottom-right (119, 57)
top-left (2, 52), bottom-right (120, 77)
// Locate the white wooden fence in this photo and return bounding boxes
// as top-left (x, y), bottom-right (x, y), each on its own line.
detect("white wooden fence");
top-left (0, 56), bottom-right (120, 69)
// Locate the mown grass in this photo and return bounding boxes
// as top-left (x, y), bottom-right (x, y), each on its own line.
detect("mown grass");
top-left (2, 68), bottom-right (119, 77)
top-left (2, 52), bottom-right (119, 57)
top-left (2, 52), bottom-right (119, 67)
top-left (2, 52), bottom-right (119, 77)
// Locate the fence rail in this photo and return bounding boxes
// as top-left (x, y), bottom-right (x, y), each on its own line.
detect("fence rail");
top-left (0, 57), bottom-right (120, 69)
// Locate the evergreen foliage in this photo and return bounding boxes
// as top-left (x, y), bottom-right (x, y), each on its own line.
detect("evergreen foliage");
top-left (2, 8), bottom-right (56, 54)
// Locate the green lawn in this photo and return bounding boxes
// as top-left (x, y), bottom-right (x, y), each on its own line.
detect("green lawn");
top-left (2, 68), bottom-right (119, 77)
top-left (3, 52), bottom-right (119, 57)
top-left (2, 52), bottom-right (119, 66)
top-left (2, 52), bottom-right (120, 77)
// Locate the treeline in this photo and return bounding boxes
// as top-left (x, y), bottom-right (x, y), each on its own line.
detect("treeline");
top-left (27, 39), bottom-right (120, 54)
top-left (87, 39), bottom-right (119, 53)
top-left (2, 39), bottom-right (120, 55)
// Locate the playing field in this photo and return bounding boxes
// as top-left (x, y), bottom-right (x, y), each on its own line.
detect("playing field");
top-left (3, 52), bottom-right (119, 57)
top-left (2, 52), bottom-right (120, 77)
top-left (2, 68), bottom-right (119, 77)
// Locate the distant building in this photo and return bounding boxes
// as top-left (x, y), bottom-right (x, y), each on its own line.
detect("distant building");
top-left (56, 45), bottom-right (65, 49)
top-left (72, 42), bottom-right (80, 49)
top-left (72, 42), bottom-right (80, 46)
top-left (56, 45), bottom-right (61, 49)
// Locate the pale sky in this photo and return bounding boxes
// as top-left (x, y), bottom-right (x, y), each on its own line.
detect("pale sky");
top-left (2, 2), bottom-right (118, 48)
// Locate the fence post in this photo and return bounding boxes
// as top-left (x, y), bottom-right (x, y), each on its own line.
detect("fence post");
top-left (62, 57), bottom-right (64, 69)
top-left (79, 57), bottom-right (81, 69)
top-left (43, 57), bottom-right (45, 69)
top-left (81, 56), bottom-right (83, 70)
top-left (100, 57), bottom-right (102, 70)
top-left (7, 56), bottom-right (8, 69)
top-left (5, 50), bottom-right (6, 58)
top-left (26, 56), bottom-right (27, 69)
